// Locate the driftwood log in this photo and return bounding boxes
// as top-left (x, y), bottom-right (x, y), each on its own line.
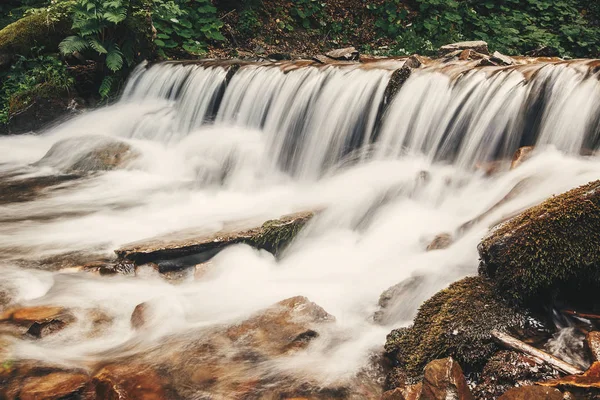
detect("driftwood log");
top-left (491, 330), bottom-right (583, 375)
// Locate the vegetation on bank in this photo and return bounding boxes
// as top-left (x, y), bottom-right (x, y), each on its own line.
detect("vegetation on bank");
top-left (1, 0), bottom-right (599, 130)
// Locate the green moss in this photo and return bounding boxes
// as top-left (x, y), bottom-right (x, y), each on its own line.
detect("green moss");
top-left (0, 10), bottom-right (71, 58)
top-left (478, 180), bottom-right (600, 308)
top-left (384, 276), bottom-right (536, 381)
top-left (251, 212), bottom-right (313, 255)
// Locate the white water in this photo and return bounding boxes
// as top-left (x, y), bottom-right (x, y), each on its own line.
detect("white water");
top-left (1, 61), bottom-right (600, 390)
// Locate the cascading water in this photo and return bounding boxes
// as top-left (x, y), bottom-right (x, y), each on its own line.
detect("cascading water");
top-left (1, 59), bottom-right (600, 395)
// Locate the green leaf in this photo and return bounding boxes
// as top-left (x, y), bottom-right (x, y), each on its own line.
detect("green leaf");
top-left (106, 45), bottom-right (123, 72)
top-left (88, 38), bottom-right (108, 54)
top-left (58, 36), bottom-right (89, 55)
top-left (99, 75), bottom-right (114, 98)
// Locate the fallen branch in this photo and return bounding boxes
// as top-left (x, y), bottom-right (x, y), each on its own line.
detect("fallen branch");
top-left (491, 329), bottom-right (583, 375)
top-left (561, 309), bottom-right (600, 320)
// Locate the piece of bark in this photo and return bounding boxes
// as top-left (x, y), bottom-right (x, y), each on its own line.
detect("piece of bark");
top-left (491, 330), bottom-right (583, 375)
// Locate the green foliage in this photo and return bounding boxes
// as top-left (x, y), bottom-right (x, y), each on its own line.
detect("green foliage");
top-left (238, 8), bottom-right (261, 37)
top-left (0, 52), bottom-right (74, 124)
top-left (151, 0), bottom-right (225, 58)
top-left (59, 0), bottom-right (150, 97)
top-left (0, 0), bottom-right (51, 30)
top-left (367, 0), bottom-right (600, 58)
top-left (290, 0), bottom-right (326, 30)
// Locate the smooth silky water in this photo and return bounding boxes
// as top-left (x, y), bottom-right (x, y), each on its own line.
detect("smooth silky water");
top-left (1, 61), bottom-right (600, 386)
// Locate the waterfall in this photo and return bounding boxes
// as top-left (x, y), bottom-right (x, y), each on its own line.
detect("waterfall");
top-left (1, 58), bottom-right (600, 390)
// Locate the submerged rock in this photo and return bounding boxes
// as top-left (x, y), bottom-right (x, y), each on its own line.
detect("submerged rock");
top-left (0, 305), bottom-right (75, 338)
top-left (421, 358), bottom-right (473, 400)
top-left (115, 211), bottom-right (314, 267)
top-left (383, 65), bottom-right (412, 105)
top-left (93, 364), bottom-right (169, 400)
top-left (17, 372), bottom-right (92, 400)
top-left (510, 146), bottom-right (534, 169)
top-left (439, 41), bottom-right (489, 56)
top-left (478, 180), bottom-right (600, 307)
top-left (35, 136), bottom-right (138, 173)
top-left (384, 276), bottom-right (542, 380)
top-left (426, 233), bottom-right (453, 251)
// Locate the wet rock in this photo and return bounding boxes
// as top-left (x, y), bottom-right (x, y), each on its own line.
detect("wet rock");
top-left (382, 383), bottom-right (422, 400)
top-left (18, 372), bottom-right (92, 400)
top-left (0, 305), bottom-right (75, 338)
top-left (0, 173), bottom-right (81, 205)
top-left (478, 180), bottom-right (600, 307)
top-left (384, 276), bottom-right (543, 380)
top-left (439, 41), bottom-right (489, 56)
top-left (93, 364), bottom-right (168, 399)
top-left (420, 358), bottom-right (473, 400)
top-left (498, 385), bottom-right (563, 400)
top-left (491, 51), bottom-right (516, 66)
top-left (526, 46), bottom-right (560, 57)
top-left (383, 65), bottom-right (412, 105)
top-left (130, 302), bottom-right (149, 330)
top-left (540, 361), bottom-right (600, 390)
top-left (473, 351), bottom-right (559, 399)
top-left (426, 233), bottom-right (453, 251)
top-left (36, 136), bottom-right (138, 173)
top-left (510, 146), bottom-right (534, 169)
top-left (588, 332), bottom-right (600, 361)
top-left (325, 46), bottom-right (359, 61)
top-left (374, 276), bottom-right (428, 325)
top-left (477, 58), bottom-right (499, 67)
top-left (115, 211), bottom-right (314, 266)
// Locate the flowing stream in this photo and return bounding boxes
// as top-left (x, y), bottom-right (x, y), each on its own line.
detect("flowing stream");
top-left (1, 60), bottom-right (600, 390)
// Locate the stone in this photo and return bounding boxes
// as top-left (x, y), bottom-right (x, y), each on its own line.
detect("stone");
top-left (526, 46), bottom-right (560, 57)
top-left (588, 332), bottom-right (600, 361)
top-left (382, 384), bottom-right (423, 400)
top-left (115, 211), bottom-right (314, 266)
top-left (374, 276), bottom-right (428, 325)
top-left (439, 41), bottom-right (489, 56)
top-left (491, 51), bottom-right (515, 66)
top-left (384, 277), bottom-right (544, 379)
top-left (325, 46), bottom-right (359, 61)
top-left (426, 233), bottom-right (453, 251)
top-left (18, 372), bottom-right (92, 400)
top-left (131, 302), bottom-right (149, 330)
top-left (498, 386), bottom-right (563, 400)
top-left (0, 305), bottom-right (75, 338)
top-left (420, 358), bottom-right (473, 400)
top-left (510, 146), bottom-right (534, 169)
top-left (35, 136), bottom-right (138, 173)
top-left (93, 364), bottom-right (168, 400)
top-left (478, 180), bottom-right (600, 307)
top-left (539, 361), bottom-right (600, 389)
top-left (383, 65), bottom-right (412, 105)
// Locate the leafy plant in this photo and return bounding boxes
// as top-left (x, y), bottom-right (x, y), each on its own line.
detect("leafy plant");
top-left (59, 0), bottom-right (150, 97)
top-left (152, 0), bottom-right (225, 58)
top-left (290, 0), bottom-right (326, 30)
top-left (0, 52), bottom-right (74, 124)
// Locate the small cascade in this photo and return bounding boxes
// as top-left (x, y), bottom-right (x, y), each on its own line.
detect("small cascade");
top-left (118, 59), bottom-right (600, 177)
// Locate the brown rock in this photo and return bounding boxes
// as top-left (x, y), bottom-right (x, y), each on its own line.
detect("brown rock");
top-left (19, 372), bottom-right (92, 400)
top-left (93, 364), bottom-right (168, 400)
top-left (539, 361), bottom-right (600, 389)
top-left (420, 358), bottom-right (473, 400)
top-left (491, 51), bottom-right (515, 66)
top-left (459, 49), bottom-right (472, 60)
top-left (426, 233), bottom-right (453, 251)
top-left (498, 386), bottom-right (563, 400)
top-left (131, 302), bottom-right (149, 330)
top-left (439, 41), bottom-right (489, 56)
top-left (588, 331), bottom-right (600, 361)
top-left (0, 305), bottom-right (75, 338)
top-left (510, 146), bottom-right (534, 169)
top-left (383, 383), bottom-right (423, 400)
top-left (325, 46), bottom-right (359, 61)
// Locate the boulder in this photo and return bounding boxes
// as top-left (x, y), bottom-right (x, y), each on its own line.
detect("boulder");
top-left (382, 383), bottom-right (422, 400)
top-left (325, 46), bottom-right (359, 61)
top-left (539, 361), bottom-right (600, 390)
top-left (438, 41), bottom-right (489, 56)
top-left (510, 146), bottom-right (534, 169)
top-left (373, 275), bottom-right (429, 325)
top-left (115, 211), bottom-right (314, 267)
top-left (420, 358), bottom-right (473, 400)
top-left (478, 180), bottom-right (600, 307)
top-left (0, 305), bottom-right (75, 338)
top-left (384, 276), bottom-right (543, 380)
top-left (498, 386), bottom-right (563, 400)
top-left (36, 136), bottom-right (138, 173)
top-left (383, 65), bottom-right (412, 105)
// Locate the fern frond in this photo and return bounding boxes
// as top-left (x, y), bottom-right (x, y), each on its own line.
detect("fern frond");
top-left (59, 35), bottom-right (90, 55)
top-left (104, 11), bottom-right (127, 24)
top-left (106, 44), bottom-right (124, 72)
top-left (99, 75), bottom-right (114, 98)
top-left (88, 38), bottom-right (108, 54)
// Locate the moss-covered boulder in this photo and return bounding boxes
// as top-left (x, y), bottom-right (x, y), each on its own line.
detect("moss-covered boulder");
top-left (0, 9), bottom-right (71, 66)
top-left (384, 276), bottom-right (543, 381)
top-left (478, 180), bottom-right (600, 308)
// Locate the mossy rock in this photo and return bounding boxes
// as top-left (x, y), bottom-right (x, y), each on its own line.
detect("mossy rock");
top-left (384, 276), bottom-right (543, 381)
top-left (0, 10), bottom-right (71, 64)
top-left (478, 180), bottom-right (600, 308)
